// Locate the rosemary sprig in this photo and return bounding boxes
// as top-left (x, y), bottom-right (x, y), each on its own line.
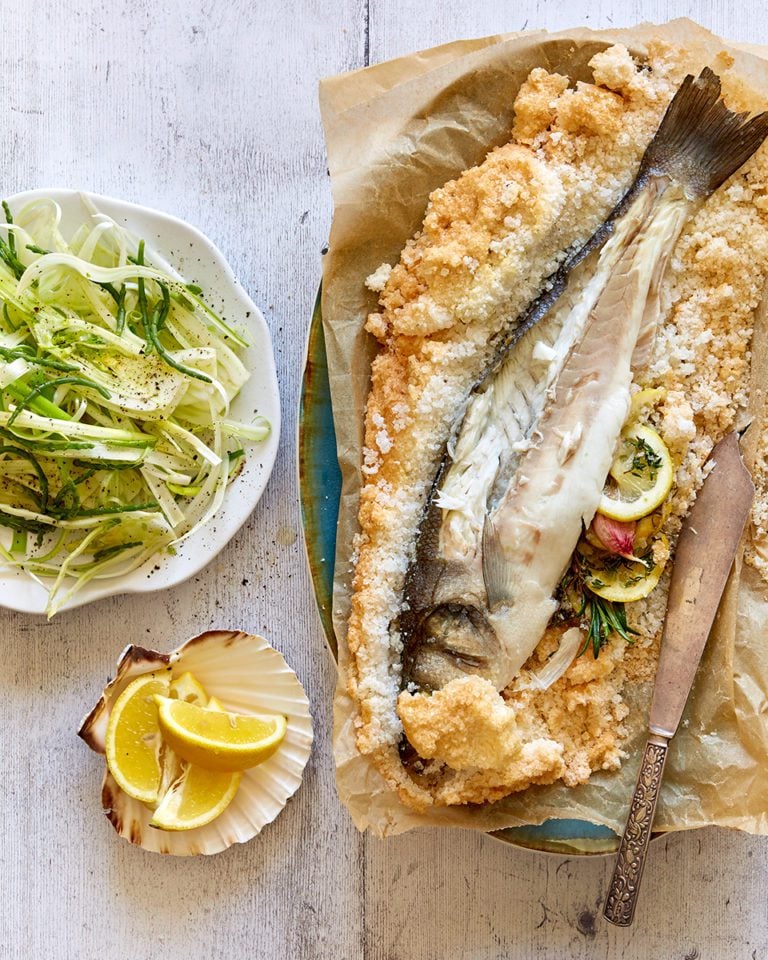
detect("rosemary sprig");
top-left (579, 590), bottom-right (637, 659)
top-left (559, 553), bottom-right (638, 659)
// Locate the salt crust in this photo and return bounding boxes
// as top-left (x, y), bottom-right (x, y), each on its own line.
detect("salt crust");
top-left (347, 41), bottom-right (768, 810)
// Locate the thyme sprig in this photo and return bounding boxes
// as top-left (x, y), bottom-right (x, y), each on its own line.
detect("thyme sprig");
top-left (625, 435), bottom-right (663, 480)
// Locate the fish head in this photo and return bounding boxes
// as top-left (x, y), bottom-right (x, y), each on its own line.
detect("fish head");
top-left (401, 601), bottom-right (506, 691)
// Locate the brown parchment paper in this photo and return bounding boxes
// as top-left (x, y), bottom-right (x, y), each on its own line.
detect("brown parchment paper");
top-left (319, 19), bottom-right (768, 837)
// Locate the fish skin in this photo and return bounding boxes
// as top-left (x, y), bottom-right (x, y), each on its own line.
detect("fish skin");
top-left (398, 68), bottom-right (768, 698)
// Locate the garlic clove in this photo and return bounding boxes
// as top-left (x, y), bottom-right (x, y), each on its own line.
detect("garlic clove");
top-left (592, 512), bottom-right (637, 559)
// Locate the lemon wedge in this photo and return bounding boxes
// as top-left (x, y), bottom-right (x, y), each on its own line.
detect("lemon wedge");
top-left (154, 697), bottom-right (288, 771)
top-left (598, 424), bottom-right (673, 522)
top-left (105, 671), bottom-right (171, 805)
top-left (157, 682), bottom-right (211, 800)
top-left (170, 672), bottom-right (209, 706)
top-left (150, 764), bottom-right (241, 831)
top-left (581, 535), bottom-right (669, 603)
top-left (151, 690), bottom-right (241, 830)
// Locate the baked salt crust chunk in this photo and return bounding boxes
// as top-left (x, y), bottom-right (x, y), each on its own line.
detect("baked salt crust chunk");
top-left (347, 41), bottom-right (768, 811)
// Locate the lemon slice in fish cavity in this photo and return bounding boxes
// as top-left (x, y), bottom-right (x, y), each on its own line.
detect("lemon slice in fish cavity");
top-left (105, 670), bottom-right (172, 805)
top-left (598, 424), bottom-right (673, 522)
top-left (580, 535), bottom-right (668, 603)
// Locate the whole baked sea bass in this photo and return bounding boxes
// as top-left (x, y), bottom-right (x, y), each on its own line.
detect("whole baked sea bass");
top-left (398, 68), bottom-right (768, 696)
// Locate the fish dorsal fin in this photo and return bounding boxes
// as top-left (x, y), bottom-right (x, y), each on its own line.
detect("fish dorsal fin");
top-left (482, 515), bottom-right (514, 610)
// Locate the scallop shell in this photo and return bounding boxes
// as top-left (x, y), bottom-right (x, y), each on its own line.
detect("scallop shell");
top-left (78, 630), bottom-right (313, 856)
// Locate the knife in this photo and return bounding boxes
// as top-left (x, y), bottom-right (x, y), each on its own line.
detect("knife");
top-left (603, 431), bottom-right (754, 927)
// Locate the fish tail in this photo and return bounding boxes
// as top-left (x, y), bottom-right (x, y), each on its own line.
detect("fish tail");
top-left (640, 66), bottom-right (768, 198)
top-left (485, 70), bottom-right (768, 364)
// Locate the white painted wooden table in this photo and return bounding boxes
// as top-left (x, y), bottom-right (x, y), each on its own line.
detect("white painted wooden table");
top-left (1, 1), bottom-right (766, 957)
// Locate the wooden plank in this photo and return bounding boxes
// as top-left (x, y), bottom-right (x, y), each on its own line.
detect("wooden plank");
top-left (370, 0), bottom-right (766, 62)
top-left (0, 1), bottom-right (366, 958)
top-left (363, 827), bottom-right (768, 958)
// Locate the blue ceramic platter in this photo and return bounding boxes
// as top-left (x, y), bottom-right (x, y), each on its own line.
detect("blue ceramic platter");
top-left (298, 292), bottom-right (620, 855)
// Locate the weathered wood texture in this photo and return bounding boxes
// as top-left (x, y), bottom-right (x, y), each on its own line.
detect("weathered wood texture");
top-left (1, 1), bottom-right (767, 958)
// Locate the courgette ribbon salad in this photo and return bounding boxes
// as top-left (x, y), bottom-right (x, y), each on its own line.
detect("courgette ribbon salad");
top-left (0, 197), bottom-right (268, 615)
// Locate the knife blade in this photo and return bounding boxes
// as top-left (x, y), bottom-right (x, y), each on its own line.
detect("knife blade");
top-left (648, 431), bottom-right (754, 738)
top-left (604, 431), bottom-right (754, 927)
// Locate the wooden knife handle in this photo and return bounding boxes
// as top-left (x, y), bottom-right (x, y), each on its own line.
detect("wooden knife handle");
top-left (603, 734), bottom-right (669, 927)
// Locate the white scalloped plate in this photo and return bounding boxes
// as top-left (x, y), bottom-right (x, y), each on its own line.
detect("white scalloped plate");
top-left (0, 188), bottom-right (280, 615)
top-left (79, 631), bottom-right (313, 856)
